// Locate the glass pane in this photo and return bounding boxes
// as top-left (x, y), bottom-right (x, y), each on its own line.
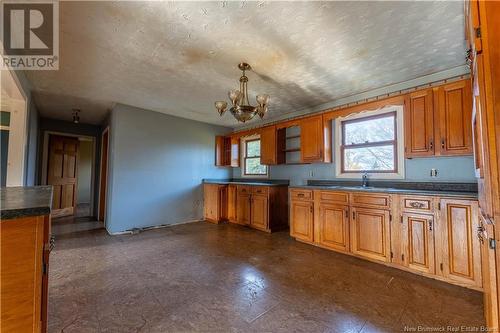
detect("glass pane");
top-left (343, 145), bottom-right (395, 171)
top-left (344, 114), bottom-right (395, 145)
top-left (245, 157), bottom-right (267, 175)
top-left (246, 140), bottom-right (260, 157)
top-left (0, 112), bottom-right (10, 127)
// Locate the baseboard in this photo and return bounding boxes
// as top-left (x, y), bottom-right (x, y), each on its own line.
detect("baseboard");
top-left (106, 219), bottom-right (202, 236)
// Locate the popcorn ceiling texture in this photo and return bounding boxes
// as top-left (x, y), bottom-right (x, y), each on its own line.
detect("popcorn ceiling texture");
top-left (26, 1), bottom-right (466, 127)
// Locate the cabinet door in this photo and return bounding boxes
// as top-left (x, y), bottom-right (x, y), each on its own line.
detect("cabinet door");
top-left (479, 214), bottom-right (499, 330)
top-left (290, 200), bottom-right (314, 242)
top-left (440, 199), bottom-right (482, 287)
top-left (318, 203), bottom-right (349, 252)
top-left (230, 136), bottom-right (240, 167)
top-left (351, 207), bottom-right (391, 262)
top-left (300, 115), bottom-right (323, 163)
top-left (405, 89), bottom-right (435, 157)
top-left (204, 184), bottom-right (217, 221)
top-left (260, 126), bottom-right (277, 165)
top-left (215, 136), bottom-right (225, 166)
top-left (250, 195), bottom-right (269, 231)
top-left (236, 193), bottom-right (251, 225)
top-left (436, 80), bottom-right (473, 156)
top-left (403, 213), bottom-right (435, 274)
top-left (227, 185), bottom-right (237, 223)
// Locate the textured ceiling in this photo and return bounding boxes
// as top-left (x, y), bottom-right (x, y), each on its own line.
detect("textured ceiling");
top-left (25, 1), bottom-right (467, 127)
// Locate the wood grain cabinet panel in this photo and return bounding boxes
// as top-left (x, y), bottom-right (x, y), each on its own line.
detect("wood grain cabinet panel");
top-left (318, 204), bottom-right (350, 252)
top-left (260, 126), bottom-right (277, 165)
top-left (435, 80), bottom-right (473, 156)
top-left (405, 89), bottom-right (435, 157)
top-left (290, 200), bottom-right (314, 242)
top-left (227, 184), bottom-right (237, 223)
top-left (351, 193), bottom-right (391, 209)
top-left (440, 199), bottom-right (482, 288)
top-left (250, 195), bottom-right (269, 231)
top-left (351, 207), bottom-right (390, 262)
top-left (402, 213), bottom-right (435, 274)
top-left (300, 115), bottom-right (331, 163)
top-left (203, 184), bottom-right (227, 223)
top-left (236, 190), bottom-right (251, 226)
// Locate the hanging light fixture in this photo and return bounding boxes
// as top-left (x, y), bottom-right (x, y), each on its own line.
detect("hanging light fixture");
top-left (214, 63), bottom-right (270, 123)
top-left (72, 109), bottom-right (80, 124)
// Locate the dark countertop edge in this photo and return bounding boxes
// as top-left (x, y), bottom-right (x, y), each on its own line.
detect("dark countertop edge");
top-left (203, 180), bottom-right (289, 186)
top-left (1, 207), bottom-right (51, 220)
top-left (288, 185), bottom-right (478, 199)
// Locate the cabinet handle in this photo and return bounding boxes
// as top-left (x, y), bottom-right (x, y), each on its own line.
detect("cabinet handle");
top-left (441, 139), bottom-right (445, 149)
top-left (310, 206), bottom-right (313, 213)
top-left (297, 193), bottom-right (305, 198)
top-left (429, 140), bottom-right (433, 150)
top-left (345, 210), bottom-right (349, 219)
top-left (352, 211), bottom-right (355, 220)
top-left (428, 221), bottom-right (433, 231)
top-left (410, 202), bottom-right (425, 209)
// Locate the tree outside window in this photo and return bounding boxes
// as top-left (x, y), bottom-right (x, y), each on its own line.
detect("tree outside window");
top-left (244, 138), bottom-right (268, 176)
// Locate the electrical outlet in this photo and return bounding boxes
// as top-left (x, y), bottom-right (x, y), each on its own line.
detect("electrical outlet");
top-left (430, 169), bottom-right (438, 177)
top-left (309, 170), bottom-right (314, 177)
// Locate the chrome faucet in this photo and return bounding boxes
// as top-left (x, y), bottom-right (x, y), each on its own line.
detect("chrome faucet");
top-left (362, 172), bottom-right (369, 188)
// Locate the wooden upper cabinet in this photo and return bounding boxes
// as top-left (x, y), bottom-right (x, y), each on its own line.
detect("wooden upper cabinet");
top-left (215, 135), bottom-right (239, 167)
top-left (300, 115), bottom-right (331, 163)
top-left (260, 126), bottom-right (277, 165)
top-left (318, 203), bottom-right (350, 252)
top-left (402, 213), bottom-right (435, 274)
top-left (250, 194), bottom-right (269, 231)
top-left (350, 207), bottom-right (391, 262)
top-left (439, 198), bottom-right (482, 288)
top-left (290, 200), bottom-right (314, 242)
top-left (405, 89), bottom-right (435, 157)
top-left (435, 80), bottom-right (473, 156)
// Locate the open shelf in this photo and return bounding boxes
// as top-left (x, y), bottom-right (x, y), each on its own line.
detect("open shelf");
top-left (282, 148), bottom-right (300, 153)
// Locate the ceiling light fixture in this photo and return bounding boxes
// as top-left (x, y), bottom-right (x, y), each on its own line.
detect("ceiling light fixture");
top-left (72, 109), bottom-right (80, 124)
top-left (214, 63), bottom-right (270, 123)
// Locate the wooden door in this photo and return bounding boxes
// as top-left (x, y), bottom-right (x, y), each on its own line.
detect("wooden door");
top-left (479, 215), bottom-right (499, 330)
top-left (47, 135), bottom-right (79, 218)
top-left (203, 184), bottom-right (218, 222)
top-left (402, 213), bottom-right (435, 274)
top-left (260, 126), bottom-right (277, 165)
top-left (351, 207), bottom-right (391, 262)
top-left (290, 200), bottom-right (314, 242)
top-left (98, 128), bottom-right (109, 222)
top-left (318, 203), bottom-right (349, 252)
top-left (227, 184), bottom-right (237, 223)
top-left (440, 199), bottom-right (482, 287)
top-left (236, 192), bottom-right (251, 225)
top-left (435, 80), bottom-right (473, 156)
top-left (405, 89), bottom-right (435, 157)
top-left (250, 195), bottom-right (268, 231)
top-left (300, 115), bottom-right (323, 163)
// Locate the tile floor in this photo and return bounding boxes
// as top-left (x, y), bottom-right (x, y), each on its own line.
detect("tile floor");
top-left (48, 219), bottom-right (485, 333)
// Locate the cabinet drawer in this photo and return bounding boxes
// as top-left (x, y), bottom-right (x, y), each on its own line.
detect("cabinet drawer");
top-left (290, 189), bottom-right (313, 201)
top-left (252, 186), bottom-right (269, 196)
top-left (351, 193), bottom-right (391, 209)
top-left (401, 196), bottom-right (433, 212)
top-left (237, 186), bottom-right (251, 194)
top-left (315, 190), bottom-right (349, 205)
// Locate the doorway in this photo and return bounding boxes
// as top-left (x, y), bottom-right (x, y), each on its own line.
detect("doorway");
top-left (98, 127), bottom-right (109, 223)
top-left (42, 132), bottom-right (96, 218)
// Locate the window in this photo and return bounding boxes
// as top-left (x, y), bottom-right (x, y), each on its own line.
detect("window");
top-left (335, 106), bottom-right (405, 179)
top-left (242, 137), bottom-right (268, 177)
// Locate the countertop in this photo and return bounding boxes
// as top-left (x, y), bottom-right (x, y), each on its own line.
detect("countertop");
top-left (1, 186), bottom-right (53, 220)
top-left (203, 179), bottom-right (289, 187)
top-left (289, 185), bottom-right (478, 199)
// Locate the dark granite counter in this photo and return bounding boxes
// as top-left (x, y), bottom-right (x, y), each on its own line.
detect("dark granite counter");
top-left (1, 186), bottom-right (53, 220)
top-left (202, 179), bottom-right (289, 187)
top-left (290, 180), bottom-right (478, 199)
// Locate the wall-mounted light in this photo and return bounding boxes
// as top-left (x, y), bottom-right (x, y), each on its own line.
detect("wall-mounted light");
top-left (72, 109), bottom-right (80, 124)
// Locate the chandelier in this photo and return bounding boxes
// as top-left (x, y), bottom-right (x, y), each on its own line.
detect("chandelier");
top-left (214, 63), bottom-right (270, 123)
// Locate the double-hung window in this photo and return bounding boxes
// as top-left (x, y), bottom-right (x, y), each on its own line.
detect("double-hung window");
top-left (336, 106), bottom-right (404, 178)
top-left (242, 137), bottom-right (268, 177)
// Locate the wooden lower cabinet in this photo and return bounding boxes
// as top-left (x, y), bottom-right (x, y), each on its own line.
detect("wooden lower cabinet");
top-left (402, 213), bottom-right (435, 274)
top-left (290, 200), bottom-right (314, 242)
top-left (203, 184), bottom-right (227, 223)
top-left (227, 184), bottom-right (237, 223)
top-left (236, 190), bottom-right (251, 226)
top-left (439, 198), bottom-right (482, 288)
top-left (351, 207), bottom-right (391, 262)
top-left (318, 203), bottom-right (349, 252)
top-left (250, 194), bottom-right (269, 231)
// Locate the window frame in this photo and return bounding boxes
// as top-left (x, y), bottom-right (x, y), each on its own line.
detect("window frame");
top-left (335, 105), bottom-right (405, 179)
top-left (241, 135), bottom-right (268, 178)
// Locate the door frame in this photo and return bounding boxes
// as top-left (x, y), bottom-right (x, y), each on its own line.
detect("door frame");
top-left (98, 127), bottom-right (109, 224)
top-left (41, 131), bottom-right (96, 216)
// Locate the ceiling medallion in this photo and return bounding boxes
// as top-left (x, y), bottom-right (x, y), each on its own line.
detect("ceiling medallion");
top-left (214, 62), bottom-right (270, 123)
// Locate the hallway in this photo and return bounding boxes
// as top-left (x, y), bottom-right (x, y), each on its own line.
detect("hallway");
top-left (48, 221), bottom-right (484, 333)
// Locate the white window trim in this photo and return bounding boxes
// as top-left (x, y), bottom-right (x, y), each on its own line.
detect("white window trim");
top-left (240, 134), bottom-right (269, 179)
top-left (334, 105), bottom-right (405, 179)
